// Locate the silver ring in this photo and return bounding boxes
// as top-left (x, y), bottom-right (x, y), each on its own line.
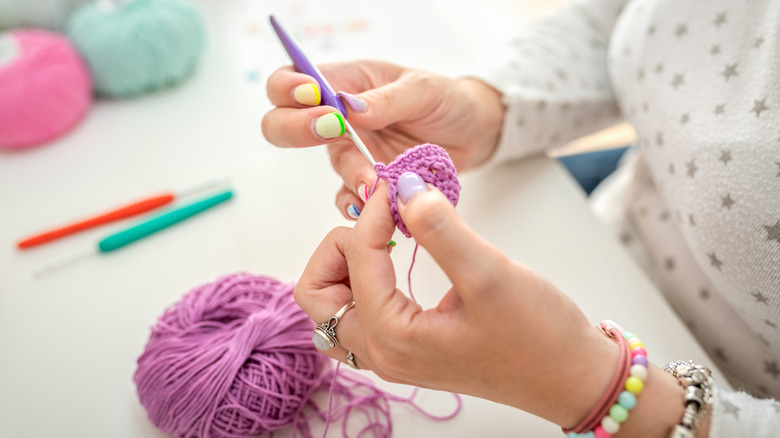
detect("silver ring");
top-left (346, 351), bottom-right (359, 370)
top-left (312, 301), bottom-right (355, 350)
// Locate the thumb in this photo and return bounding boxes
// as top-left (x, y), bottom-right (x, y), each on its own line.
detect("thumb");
top-left (344, 72), bottom-right (444, 131)
top-left (396, 172), bottom-right (510, 296)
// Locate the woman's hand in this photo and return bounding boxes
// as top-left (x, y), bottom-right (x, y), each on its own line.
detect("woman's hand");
top-left (294, 174), bottom-right (619, 428)
top-left (261, 61), bottom-right (505, 220)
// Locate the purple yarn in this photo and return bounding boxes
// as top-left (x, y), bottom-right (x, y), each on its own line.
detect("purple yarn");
top-left (134, 273), bottom-right (460, 438)
top-left (374, 144), bottom-right (461, 238)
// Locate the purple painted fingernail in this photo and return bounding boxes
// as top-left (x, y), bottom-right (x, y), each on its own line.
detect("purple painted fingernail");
top-left (398, 172), bottom-right (427, 204)
top-left (337, 91), bottom-right (368, 113)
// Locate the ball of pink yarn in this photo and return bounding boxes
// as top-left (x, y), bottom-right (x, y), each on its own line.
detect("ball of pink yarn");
top-left (0, 29), bottom-right (91, 150)
top-left (375, 144), bottom-right (461, 237)
top-left (134, 273), bottom-right (412, 438)
top-left (135, 274), bottom-right (328, 438)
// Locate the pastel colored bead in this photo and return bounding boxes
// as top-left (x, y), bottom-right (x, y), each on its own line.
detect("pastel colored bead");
top-left (566, 432), bottom-right (595, 438)
top-left (631, 347), bottom-right (648, 358)
top-left (625, 376), bottom-right (644, 394)
top-left (630, 364), bottom-right (649, 380)
top-left (618, 390), bottom-right (637, 410)
top-left (601, 415), bottom-right (621, 434)
top-left (628, 339), bottom-right (645, 350)
top-left (623, 332), bottom-right (637, 340)
top-left (632, 355), bottom-right (649, 367)
top-left (593, 425), bottom-right (611, 438)
top-left (609, 404), bottom-right (629, 423)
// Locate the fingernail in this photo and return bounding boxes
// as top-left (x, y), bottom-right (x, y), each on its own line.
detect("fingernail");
top-left (357, 182), bottom-right (369, 203)
top-left (386, 240), bottom-right (396, 253)
top-left (293, 83), bottom-right (321, 105)
top-left (397, 172), bottom-right (427, 204)
top-left (347, 204), bottom-right (361, 219)
top-left (338, 91), bottom-right (368, 113)
top-left (314, 112), bottom-right (346, 139)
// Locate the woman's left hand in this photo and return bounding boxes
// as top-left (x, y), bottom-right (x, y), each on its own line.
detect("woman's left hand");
top-left (294, 177), bottom-right (619, 428)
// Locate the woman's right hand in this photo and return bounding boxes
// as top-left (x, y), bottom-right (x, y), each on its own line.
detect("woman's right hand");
top-left (261, 60), bottom-right (505, 219)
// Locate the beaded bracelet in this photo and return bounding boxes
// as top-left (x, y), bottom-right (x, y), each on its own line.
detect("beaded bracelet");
top-left (564, 321), bottom-right (649, 438)
top-left (663, 360), bottom-right (715, 438)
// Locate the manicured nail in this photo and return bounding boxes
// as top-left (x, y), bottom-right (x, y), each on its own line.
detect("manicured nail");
top-left (386, 240), bottom-right (396, 253)
top-left (357, 182), bottom-right (369, 203)
top-left (338, 91), bottom-right (368, 112)
top-left (397, 172), bottom-right (427, 204)
top-left (347, 204), bottom-right (361, 219)
top-left (314, 112), bottom-right (346, 139)
top-left (293, 83), bottom-right (320, 105)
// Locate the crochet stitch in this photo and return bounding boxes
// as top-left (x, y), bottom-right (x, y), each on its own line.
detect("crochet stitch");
top-left (374, 143), bottom-right (461, 237)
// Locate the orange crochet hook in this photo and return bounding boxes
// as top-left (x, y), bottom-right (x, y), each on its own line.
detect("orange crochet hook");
top-left (17, 177), bottom-right (229, 249)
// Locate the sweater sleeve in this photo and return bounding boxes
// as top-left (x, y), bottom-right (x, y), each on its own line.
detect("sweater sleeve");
top-left (708, 388), bottom-right (780, 438)
top-left (469, 0), bottom-right (630, 164)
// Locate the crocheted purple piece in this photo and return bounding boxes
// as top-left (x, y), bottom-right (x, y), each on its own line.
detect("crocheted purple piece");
top-left (374, 144), bottom-right (461, 237)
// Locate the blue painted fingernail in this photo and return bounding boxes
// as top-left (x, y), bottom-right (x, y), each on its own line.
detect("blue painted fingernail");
top-left (398, 172), bottom-right (427, 204)
top-left (347, 204), bottom-right (361, 219)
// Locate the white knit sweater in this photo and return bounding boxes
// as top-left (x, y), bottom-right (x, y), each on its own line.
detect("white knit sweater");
top-left (474, 0), bottom-right (780, 435)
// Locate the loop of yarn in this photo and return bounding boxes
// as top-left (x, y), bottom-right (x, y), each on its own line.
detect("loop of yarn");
top-left (67, 0), bottom-right (205, 97)
top-left (374, 144), bottom-right (461, 237)
top-left (0, 29), bottom-right (92, 150)
top-left (135, 273), bottom-right (459, 438)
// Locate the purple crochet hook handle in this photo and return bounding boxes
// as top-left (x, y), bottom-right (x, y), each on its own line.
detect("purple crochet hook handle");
top-left (270, 15), bottom-right (348, 116)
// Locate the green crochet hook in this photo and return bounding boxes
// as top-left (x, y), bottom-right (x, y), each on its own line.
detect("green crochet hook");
top-left (35, 189), bottom-right (233, 277)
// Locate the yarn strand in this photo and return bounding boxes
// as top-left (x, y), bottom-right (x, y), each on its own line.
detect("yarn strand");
top-left (135, 273), bottom-right (460, 438)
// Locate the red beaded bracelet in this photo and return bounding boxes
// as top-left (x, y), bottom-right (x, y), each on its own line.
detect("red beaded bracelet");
top-left (563, 321), bottom-right (649, 438)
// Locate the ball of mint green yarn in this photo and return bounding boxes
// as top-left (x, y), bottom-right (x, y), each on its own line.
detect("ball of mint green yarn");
top-left (66, 0), bottom-right (205, 97)
top-left (0, 0), bottom-right (86, 31)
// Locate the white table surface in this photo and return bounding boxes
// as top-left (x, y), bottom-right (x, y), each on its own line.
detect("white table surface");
top-left (0, 1), bottom-right (720, 437)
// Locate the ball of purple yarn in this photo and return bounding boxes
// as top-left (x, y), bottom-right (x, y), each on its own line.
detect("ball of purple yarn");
top-left (374, 143), bottom-right (461, 238)
top-left (134, 273), bottom-right (330, 438)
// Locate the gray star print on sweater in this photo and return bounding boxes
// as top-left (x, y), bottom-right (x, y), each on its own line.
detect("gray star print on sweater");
top-left (472, 0), bottom-right (780, 435)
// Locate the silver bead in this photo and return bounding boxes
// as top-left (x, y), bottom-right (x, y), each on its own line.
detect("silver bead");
top-left (669, 425), bottom-right (694, 438)
top-left (683, 386), bottom-right (705, 405)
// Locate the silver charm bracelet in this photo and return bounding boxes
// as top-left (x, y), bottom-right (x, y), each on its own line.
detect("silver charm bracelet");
top-left (663, 360), bottom-right (716, 438)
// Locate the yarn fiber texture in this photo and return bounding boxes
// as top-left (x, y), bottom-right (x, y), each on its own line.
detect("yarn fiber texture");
top-left (0, 0), bottom-right (86, 31)
top-left (0, 29), bottom-right (92, 150)
top-left (135, 273), bottom-right (405, 438)
top-left (375, 143), bottom-right (461, 237)
top-left (67, 0), bottom-right (205, 97)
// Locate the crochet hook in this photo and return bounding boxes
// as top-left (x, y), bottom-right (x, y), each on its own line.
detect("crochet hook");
top-left (34, 189), bottom-right (234, 278)
top-left (17, 177), bottom-right (230, 249)
top-left (270, 15), bottom-right (377, 166)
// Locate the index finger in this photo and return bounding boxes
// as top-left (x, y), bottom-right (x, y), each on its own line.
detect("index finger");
top-left (266, 66), bottom-right (323, 107)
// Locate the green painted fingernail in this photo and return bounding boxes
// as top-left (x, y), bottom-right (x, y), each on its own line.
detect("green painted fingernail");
top-left (387, 240), bottom-right (396, 248)
top-left (314, 112), bottom-right (346, 139)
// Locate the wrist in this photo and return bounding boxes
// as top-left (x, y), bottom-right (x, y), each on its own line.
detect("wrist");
top-left (455, 77), bottom-right (505, 168)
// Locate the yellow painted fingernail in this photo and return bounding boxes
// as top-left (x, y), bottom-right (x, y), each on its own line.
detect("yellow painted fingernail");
top-left (314, 112), bottom-right (346, 139)
top-left (293, 83), bottom-right (320, 105)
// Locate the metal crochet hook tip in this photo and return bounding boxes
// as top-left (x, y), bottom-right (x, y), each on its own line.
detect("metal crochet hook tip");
top-left (344, 120), bottom-right (376, 166)
top-left (33, 249), bottom-right (96, 278)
